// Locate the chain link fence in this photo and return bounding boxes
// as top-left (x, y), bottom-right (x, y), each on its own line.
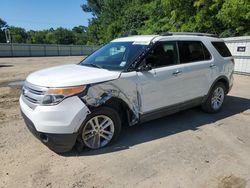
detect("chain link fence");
top-left (0, 43), bottom-right (99, 57)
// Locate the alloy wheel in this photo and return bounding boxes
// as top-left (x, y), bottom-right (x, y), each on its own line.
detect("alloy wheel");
top-left (82, 115), bottom-right (115, 149)
top-left (211, 87), bottom-right (224, 110)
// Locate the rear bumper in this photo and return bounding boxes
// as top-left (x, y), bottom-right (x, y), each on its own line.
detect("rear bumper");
top-left (21, 110), bottom-right (77, 153)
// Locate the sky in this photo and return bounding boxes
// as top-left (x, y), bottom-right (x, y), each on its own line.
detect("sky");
top-left (0, 0), bottom-right (93, 31)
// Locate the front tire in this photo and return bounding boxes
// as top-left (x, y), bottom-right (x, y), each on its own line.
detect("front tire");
top-left (79, 106), bottom-right (121, 149)
top-left (202, 82), bottom-right (226, 113)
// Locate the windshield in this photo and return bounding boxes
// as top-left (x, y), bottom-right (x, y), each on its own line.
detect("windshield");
top-left (80, 42), bottom-right (147, 70)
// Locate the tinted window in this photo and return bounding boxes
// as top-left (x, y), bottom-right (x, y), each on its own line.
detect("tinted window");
top-left (144, 41), bottom-right (178, 68)
top-left (212, 42), bottom-right (232, 57)
top-left (178, 41), bottom-right (211, 63)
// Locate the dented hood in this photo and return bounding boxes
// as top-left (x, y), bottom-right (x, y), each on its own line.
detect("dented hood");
top-left (26, 64), bottom-right (121, 87)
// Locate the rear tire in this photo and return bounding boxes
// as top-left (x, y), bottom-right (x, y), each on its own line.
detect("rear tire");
top-left (202, 82), bottom-right (226, 113)
top-left (79, 106), bottom-right (121, 150)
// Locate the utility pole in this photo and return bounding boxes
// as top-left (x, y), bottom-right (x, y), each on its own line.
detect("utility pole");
top-left (4, 28), bottom-right (11, 43)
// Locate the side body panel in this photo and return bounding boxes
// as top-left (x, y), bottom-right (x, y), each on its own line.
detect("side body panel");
top-left (181, 60), bottom-right (215, 99)
top-left (136, 64), bottom-right (186, 113)
top-left (203, 39), bottom-right (234, 92)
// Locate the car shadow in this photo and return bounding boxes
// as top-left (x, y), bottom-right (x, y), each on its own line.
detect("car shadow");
top-left (64, 95), bottom-right (250, 157)
top-left (0, 64), bottom-right (13, 68)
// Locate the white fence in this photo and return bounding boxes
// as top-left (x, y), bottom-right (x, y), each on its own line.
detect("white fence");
top-left (0, 43), bottom-right (99, 57)
top-left (224, 36), bottom-right (250, 74)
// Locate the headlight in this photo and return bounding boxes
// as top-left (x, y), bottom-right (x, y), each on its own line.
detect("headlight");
top-left (42, 85), bottom-right (86, 105)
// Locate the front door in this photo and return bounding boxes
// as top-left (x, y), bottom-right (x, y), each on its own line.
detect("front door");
top-left (136, 41), bottom-right (186, 113)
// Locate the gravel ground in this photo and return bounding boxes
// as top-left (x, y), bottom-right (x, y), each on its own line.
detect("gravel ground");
top-left (0, 57), bottom-right (250, 188)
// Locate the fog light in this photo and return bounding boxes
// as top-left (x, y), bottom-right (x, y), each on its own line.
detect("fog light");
top-left (40, 133), bottom-right (49, 143)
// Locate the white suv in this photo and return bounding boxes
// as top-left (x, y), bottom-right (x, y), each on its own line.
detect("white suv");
top-left (20, 32), bottom-right (234, 153)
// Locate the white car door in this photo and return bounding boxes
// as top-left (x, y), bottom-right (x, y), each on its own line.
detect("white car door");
top-left (136, 41), bottom-right (186, 113)
top-left (177, 40), bottom-right (215, 99)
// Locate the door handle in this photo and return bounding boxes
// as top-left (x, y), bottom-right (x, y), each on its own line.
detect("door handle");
top-left (209, 64), bottom-right (217, 68)
top-left (172, 70), bottom-right (182, 76)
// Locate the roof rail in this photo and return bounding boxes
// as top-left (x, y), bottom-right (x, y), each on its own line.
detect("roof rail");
top-left (160, 32), bottom-right (218, 37)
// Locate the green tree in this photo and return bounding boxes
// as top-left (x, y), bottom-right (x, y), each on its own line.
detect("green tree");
top-left (217, 0), bottom-right (250, 36)
top-left (46, 28), bottom-right (76, 44)
top-left (82, 0), bottom-right (250, 44)
top-left (45, 31), bottom-right (56, 44)
top-left (9, 26), bottom-right (28, 43)
top-left (82, 0), bottom-right (133, 43)
top-left (1, 18), bottom-right (90, 44)
top-left (73, 26), bottom-right (88, 44)
top-left (28, 30), bottom-right (48, 44)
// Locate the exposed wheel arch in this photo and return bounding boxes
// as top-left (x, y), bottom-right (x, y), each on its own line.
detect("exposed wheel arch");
top-left (202, 75), bottom-right (229, 103)
top-left (88, 97), bottom-right (134, 127)
top-left (216, 77), bottom-right (229, 94)
top-left (105, 97), bottom-right (135, 126)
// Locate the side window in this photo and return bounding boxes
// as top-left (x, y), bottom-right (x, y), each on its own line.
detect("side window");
top-left (144, 41), bottom-right (178, 68)
top-left (178, 41), bottom-right (211, 63)
top-left (211, 41), bottom-right (232, 57)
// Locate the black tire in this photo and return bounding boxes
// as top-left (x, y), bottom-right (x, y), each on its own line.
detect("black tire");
top-left (201, 82), bottom-right (226, 113)
top-left (77, 106), bottom-right (121, 150)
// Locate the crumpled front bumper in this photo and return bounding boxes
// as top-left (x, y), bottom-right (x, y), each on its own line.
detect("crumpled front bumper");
top-left (21, 110), bottom-right (78, 153)
top-left (20, 95), bottom-right (90, 153)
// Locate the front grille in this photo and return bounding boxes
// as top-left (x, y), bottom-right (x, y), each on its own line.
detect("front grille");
top-left (22, 81), bottom-right (48, 108)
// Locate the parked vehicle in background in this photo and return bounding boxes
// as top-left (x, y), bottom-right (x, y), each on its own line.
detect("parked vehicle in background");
top-left (20, 32), bottom-right (234, 153)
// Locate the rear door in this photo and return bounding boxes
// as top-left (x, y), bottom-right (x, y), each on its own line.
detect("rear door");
top-left (177, 40), bottom-right (214, 99)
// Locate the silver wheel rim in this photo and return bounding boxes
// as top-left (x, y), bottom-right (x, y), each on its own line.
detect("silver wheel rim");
top-left (82, 115), bottom-right (114, 149)
top-left (211, 87), bottom-right (224, 110)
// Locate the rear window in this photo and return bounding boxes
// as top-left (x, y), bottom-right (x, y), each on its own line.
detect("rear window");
top-left (211, 42), bottom-right (232, 57)
top-left (178, 41), bottom-right (211, 63)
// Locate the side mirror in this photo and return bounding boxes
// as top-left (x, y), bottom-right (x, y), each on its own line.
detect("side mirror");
top-left (137, 59), bottom-right (152, 72)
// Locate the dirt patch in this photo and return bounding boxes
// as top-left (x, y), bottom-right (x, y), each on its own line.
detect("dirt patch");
top-left (218, 175), bottom-right (247, 188)
top-left (0, 87), bottom-right (21, 109)
top-left (0, 111), bottom-right (6, 121)
top-left (242, 111), bottom-right (250, 116)
top-left (0, 84), bottom-right (23, 122)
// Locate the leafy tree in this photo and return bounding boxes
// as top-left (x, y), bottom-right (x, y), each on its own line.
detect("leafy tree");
top-left (28, 30), bottom-right (48, 44)
top-left (9, 26), bottom-right (28, 43)
top-left (73, 26), bottom-right (88, 45)
top-left (0, 18), bottom-right (90, 45)
top-left (2, 0), bottom-right (250, 45)
top-left (82, 0), bottom-right (250, 44)
top-left (52, 28), bottom-right (76, 44)
top-left (72, 25), bottom-right (87, 33)
top-left (45, 31), bottom-right (56, 44)
top-left (217, 0), bottom-right (250, 36)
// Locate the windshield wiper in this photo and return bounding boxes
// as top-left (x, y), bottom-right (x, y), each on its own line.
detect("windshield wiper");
top-left (84, 63), bottom-right (103, 69)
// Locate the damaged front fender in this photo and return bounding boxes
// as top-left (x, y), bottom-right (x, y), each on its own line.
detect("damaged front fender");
top-left (81, 72), bottom-right (140, 125)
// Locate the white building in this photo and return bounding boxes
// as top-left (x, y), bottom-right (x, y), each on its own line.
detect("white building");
top-left (224, 36), bottom-right (250, 74)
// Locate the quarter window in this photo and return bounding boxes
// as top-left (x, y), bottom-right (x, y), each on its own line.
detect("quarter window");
top-left (178, 41), bottom-right (211, 63)
top-left (211, 41), bottom-right (232, 57)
